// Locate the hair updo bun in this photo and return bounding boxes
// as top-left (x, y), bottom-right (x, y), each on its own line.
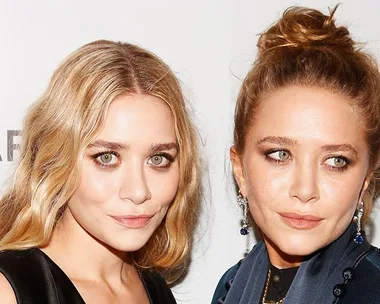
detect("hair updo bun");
top-left (258, 6), bottom-right (354, 53)
top-left (234, 5), bottom-right (380, 223)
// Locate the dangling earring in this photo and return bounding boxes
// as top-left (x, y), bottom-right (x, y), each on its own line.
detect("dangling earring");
top-left (237, 191), bottom-right (249, 235)
top-left (353, 201), bottom-right (364, 244)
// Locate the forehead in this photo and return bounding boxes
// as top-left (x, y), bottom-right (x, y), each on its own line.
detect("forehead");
top-left (248, 86), bottom-right (366, 146)
top-left (96, 93), bottom-right (176, 144)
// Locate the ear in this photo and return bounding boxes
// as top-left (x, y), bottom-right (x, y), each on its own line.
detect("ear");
top-left (358, 176), bottom-right (370, 205)
top-left (230, 146), bottom-right (248, 197)
top-left (363, 178), bottom-right (370, 192)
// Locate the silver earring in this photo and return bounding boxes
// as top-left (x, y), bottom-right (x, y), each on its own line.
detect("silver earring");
top-left (237, 191), bottom-right (249, 235)
top-left (353, 201), bottom-right (364, 244)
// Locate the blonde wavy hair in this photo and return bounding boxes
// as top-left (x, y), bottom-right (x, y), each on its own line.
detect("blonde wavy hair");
top-left (234, 6), bottom-right (380, 224)
top-left (0, 40), bottom-right (201, 283)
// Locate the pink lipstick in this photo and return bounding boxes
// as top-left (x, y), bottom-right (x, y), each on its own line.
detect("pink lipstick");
top-left (279, 212), bottom-right (322, 230)
top-left (111, 215), bottom-right (153, 229)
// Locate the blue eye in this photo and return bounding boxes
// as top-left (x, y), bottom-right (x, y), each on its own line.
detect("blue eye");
top-left (266, 150), bottom-right (290, 161)
top-left (148, 154), bottom-right (173, 168)
top-left (325, 156), bottom-right (348, 169)
top-left (99, 153), bottom-right (114, 164)
top-left (92, 151), bottom-right (120, 167)
top-left (151, 155), bottom-right (165, 165)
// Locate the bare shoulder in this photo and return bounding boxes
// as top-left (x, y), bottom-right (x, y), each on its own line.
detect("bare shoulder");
top-left (0, 272), bottom-right (17, 303)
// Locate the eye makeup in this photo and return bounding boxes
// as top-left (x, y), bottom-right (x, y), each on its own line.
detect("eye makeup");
top-left (264, 149), bottom-right (291, 164)
top-left (148, 152), bottom-right (176, 169)
top-left (262, 147), bottom-right (353, 172)
top-left (91, 150), bottom-right (120, 168)
top-left (323, 155), bottom-right (351, 172)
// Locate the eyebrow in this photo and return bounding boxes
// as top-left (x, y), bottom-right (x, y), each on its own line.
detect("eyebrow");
top-left (149, 142), bottom-right (178, 154)
top-left (87, 140), bottom-right (178, 153)
top-left (321, 144), bottom-right (358, 158)
top-left (87, 140), bottom-right (128, 151)
top-left (257, 136), bottom-right (359, 158)
top-left (257, 136), bottom-right (297, 147)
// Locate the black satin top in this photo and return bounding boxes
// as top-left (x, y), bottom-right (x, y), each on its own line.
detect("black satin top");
top-left (263, 264), bottom-right (299, 302)
top-left (0, 248), bottom-right (176, 304)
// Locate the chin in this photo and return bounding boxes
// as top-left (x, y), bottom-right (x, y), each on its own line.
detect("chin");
top-left (100, 221), bottom-right (160, 253)
top-left (280, 244), bottom-right (318, 257)
top-left (275, 236), bottom-right (324, 257)
top-left (97, 229), bottom-right (154, 253)
top-left (107, 238), bottom-right (151, 253)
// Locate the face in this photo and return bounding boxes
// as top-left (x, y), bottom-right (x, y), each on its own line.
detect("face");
top-left (66, 93), bottom-right (179, 252)
top-left (232, 86), bottom-right (370, 259)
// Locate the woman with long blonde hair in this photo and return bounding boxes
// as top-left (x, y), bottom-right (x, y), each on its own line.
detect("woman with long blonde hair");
top-left (0, 40), bottom-right (201, 303)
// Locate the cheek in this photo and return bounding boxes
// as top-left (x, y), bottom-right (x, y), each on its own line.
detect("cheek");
top-left (245, 159), bottom-right (289, 207)
top-left (245, 174), bottom-right (279, 224)
top-left (322, 181), bottom-right (360, 221)
top-left (320, 171), bottom-right (365, 214)
top-left (84, 173), bottom-right (112, 195)
top-left (68, 163), bottom-right (118, 214)
top-left (148, 166), bottom-right (180, 208)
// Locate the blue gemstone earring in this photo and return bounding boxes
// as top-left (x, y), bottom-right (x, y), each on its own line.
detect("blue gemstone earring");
top-left (237, 191), bottom-right (249, 235)
top-left (353, 201), bottom-right (364, 244)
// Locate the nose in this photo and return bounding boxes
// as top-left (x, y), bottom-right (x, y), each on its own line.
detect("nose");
top-left (289, 161), bottom-right (320, 203)
top-left (119, 162), bottom-right (151, 205)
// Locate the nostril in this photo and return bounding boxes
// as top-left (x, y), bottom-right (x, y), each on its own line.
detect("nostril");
top-left (289, 176), bottom-right (320, 203)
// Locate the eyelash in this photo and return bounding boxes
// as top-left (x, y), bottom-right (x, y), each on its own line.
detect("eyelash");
top-left (264, 149), bottom-right (291, 164)
top-left (148, 153), bottom-right (175, 169)
top-left (91, 150), bottom-right (120, 168)
top-left (264, 149), bottom-right (351, 172)
top-left (326, 155), bottom-right (351, 172)
top-left (90, 151), bottom-right (176, 169)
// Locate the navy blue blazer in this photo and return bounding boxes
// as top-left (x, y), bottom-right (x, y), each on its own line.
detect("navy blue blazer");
top-left (212, 224), bottom-right (380, 304)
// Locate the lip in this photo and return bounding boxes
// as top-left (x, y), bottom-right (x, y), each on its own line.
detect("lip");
top-left (110, 215), bottom-right (153, 229)
top-left (279, 212), bottom-right (323, 230)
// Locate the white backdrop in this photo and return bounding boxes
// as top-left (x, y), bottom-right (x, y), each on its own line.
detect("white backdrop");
top-left (0, 1), bottom-right (379, 303)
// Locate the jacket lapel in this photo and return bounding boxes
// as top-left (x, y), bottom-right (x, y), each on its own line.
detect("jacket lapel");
top-left (224, 223), bottom-right (371, 304)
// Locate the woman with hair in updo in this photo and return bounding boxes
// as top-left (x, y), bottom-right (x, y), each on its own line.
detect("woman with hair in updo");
top-left (0, 40), bottom-right (201, 303)
top-left (212, 6), bottom-right (380, 304)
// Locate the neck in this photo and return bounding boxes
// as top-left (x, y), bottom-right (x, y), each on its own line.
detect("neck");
top-left (40, 208), bottom-right (135, 282)
top-left (264, 236), bottom-right (303, 269)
